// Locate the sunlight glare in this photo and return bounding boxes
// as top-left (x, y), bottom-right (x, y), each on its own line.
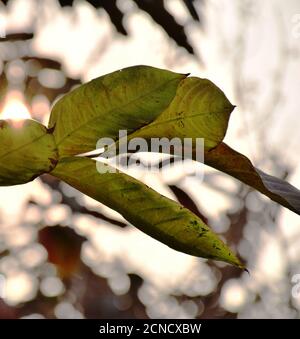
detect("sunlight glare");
top-left (0, 91), bottom-right (31, 124)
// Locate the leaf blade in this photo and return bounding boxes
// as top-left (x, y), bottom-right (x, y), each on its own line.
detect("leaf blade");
top-left (49, 65), bottom-right (186, 157)
top-left (124, 77), bottom-right (235, 151)
top-left (0, 119), bottom-right (58, 186)
top-left (51, 156), bottom-right (244, 268)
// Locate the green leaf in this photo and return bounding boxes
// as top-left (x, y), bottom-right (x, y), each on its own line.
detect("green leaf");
top-left (204, 142), bottom-right (300, 215)
top-left (51, 156), bottom-right (244, 268)
top-left (49, 65), bottom-right (186, 157)
top-left (124, 77), bottom-right (235, 150)
top-left (0, 119), bottom-right (58, 186)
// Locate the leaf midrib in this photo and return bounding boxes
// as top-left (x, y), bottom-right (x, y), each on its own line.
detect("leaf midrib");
top-left (131, 110), bottom-right (225, 131)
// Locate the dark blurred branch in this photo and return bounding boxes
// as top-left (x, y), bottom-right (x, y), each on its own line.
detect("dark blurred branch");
top-left (55, 0), bottom-right (201, 55)
top-left (98, 0), bottom-right (127, 35)
top-left (133, 0), bottom-right (194, 54)
top-left (183, 0), bottom-right (200, 21)
top-left (0, 33), bottom-right (34, 41)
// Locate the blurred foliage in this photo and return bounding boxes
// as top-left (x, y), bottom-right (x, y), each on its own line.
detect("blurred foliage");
top-left (1, 0), bottom-right (203, 55)
top-left (58, 0), bottom-right (201, 55)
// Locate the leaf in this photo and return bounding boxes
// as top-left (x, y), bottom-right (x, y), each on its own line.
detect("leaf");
top-left (49, 65), bottom-right (186, 157)
top-left (51, 156), bottom-right (244, 268)
top-left (204, 142), bottom-right (300, 215)
top-left (0, 119), bottom-right (58, 186)
top-left (120, 77), bottom-right (235, 151)
top-left (39, 225), bottom-right (85, 278)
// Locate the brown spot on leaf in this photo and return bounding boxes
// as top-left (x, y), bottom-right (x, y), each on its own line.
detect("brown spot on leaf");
top-left (49, 157), bottom-right (58, 167)
top-left (47, 124), bottom-right (56, 134)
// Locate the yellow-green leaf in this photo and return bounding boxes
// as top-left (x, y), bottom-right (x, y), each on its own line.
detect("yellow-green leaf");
top-left (0, 119), bottom-right (58, 186)
top-left (51, 156), bottom-right (244, 268)
top-left (123, 77), bottom-right (235, 151)
top-left (49, 65), bottom-right (186, 157)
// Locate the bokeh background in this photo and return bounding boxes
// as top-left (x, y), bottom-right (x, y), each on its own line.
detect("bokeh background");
top-left (0, 0), bottom-right (300, 319)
